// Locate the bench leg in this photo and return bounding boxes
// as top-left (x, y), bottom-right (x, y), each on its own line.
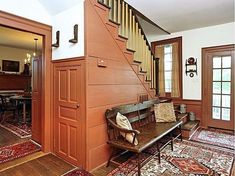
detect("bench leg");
top-left (137, 153), bottom-right (141, 176)
top-left (157, 143), bottom-right (161, 164)
top-left (179, 126), bottom-right (183, 141)
top-left (106, 147), bottom-right (115, 167)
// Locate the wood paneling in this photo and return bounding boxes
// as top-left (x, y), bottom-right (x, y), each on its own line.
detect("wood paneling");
top-left (173, 99), bottom-right (202, 122)
top-left (0, 74), bottom-right (31, 90)
top-left (32, 56), bottom-right (42, 144)
top-left (85, 0), bottom-right (151, 171)
top-left (54, 59), bottom-right (86, 167)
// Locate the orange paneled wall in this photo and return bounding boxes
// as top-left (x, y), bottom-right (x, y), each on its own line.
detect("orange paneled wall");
top-left (85, 0), bottom-right (149, 170)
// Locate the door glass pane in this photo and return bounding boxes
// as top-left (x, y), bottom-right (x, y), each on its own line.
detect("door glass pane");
top-left (222, 108), bottom-right (230, 121)
top-left (213, 95), bottom-right (221, 106)
top-left (213, 82), bottom-right (221, 94)
top-left (212, 107), bottom-right (220, 119)
top-left (222, 56), bottom-right (231, 68)
top-left (222, 82), bottom-right (231, 94)
top-left (222, 95), bottom-right (230, 108)
top-left (164, 45), bottom-right (172, 54)
top-left (213, 69), bottom-right (221, 81)
top-left (213, 57), bottom-right (221, 68)
top-left (222, 69), bottom-right (231, 81)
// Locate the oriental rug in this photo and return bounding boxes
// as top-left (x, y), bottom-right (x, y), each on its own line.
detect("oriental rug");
top-left (191, 127), bottom-right (235, 150)
top-left (62, 167), bottom-right (93, 176)
top-left (108, 140), bottom-right (234, 176)
top-left (0, 140), bottom-right (40, 164)
top-left (0, 122), bottom-right (31, 138)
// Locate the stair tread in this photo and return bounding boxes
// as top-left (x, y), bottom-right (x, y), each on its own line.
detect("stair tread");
top-left (109, 19), bottom-right (120, 26)
top-left (133, 60), bottom-right (142, 64)
top-left (118, 35), bottom-right (128, 40)
top-left (140, 70), bottom-right (147, 73)
top-left (97, 1), bottom-right (111, 9)
top-left (182, 120), bottom-right (200, 131)
top-left (127, 48), bottom-right (136, 53)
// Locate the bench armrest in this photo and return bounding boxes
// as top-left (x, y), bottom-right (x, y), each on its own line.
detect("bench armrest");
top-left (107, 119), bottom-right (140, 135)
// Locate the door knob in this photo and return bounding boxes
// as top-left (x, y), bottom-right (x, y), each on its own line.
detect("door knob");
top-left (76, 104), bottom-right (80, 108)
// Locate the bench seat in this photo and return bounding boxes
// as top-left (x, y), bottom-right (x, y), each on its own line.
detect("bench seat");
top-left (108, 120), bottom-right (182, 153)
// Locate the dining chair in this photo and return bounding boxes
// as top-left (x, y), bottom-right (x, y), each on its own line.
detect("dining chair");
top-left (0, 95), bottom-right (17, 123)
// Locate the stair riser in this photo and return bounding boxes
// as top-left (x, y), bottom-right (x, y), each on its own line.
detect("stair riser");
top-left (116, 38), bottom-right (127, 51)
top-left (131, 64), bottom-right (139, 73)
top-left (124, 52), bottom-right (134, 63)
top-left (94, 4), bottom-right (109, 22)
top-left (182, 124), bottom-right (199, 139)
top-left (106, 22), bottom-right (118, 38)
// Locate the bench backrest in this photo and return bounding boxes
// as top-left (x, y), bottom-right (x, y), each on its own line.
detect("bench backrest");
top-left (105, 99), bottom-right (160, 140)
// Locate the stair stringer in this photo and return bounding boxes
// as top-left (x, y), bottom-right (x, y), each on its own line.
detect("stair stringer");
top-left (88, 0), bottom-right (156, 98)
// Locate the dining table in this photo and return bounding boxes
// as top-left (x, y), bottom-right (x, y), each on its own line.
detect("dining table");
top-left (10, 95), bottom-right (32, 124)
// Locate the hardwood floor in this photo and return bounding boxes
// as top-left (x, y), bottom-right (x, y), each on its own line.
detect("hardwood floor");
top-left (0, 154), bottom-right (75, 176)
top-left (0, 126), bottom-right (28, 147)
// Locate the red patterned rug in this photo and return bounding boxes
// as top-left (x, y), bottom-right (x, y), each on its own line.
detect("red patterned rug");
top-left (191, 127), bottom-right (235, 150)
top-left (62, 168), bottom-right (93, 176)
top-left (108, 140), bottom-right (234, 176)
top-left (0, 140), bottom-right (40, 163)
top-left (0, 122), bottom-right (31, 138)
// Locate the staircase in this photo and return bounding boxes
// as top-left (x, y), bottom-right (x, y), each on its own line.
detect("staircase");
top-left (95, 0), bottom-right (158, 98)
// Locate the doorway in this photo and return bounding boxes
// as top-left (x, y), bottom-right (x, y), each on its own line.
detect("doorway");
top-left (202, 45), bottom-right (234, 131)
top-left (0, 11), bottom-right (52, 152)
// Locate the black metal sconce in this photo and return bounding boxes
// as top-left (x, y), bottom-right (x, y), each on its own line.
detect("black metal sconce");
top-left (52, 31), bottom-right (60, 47)
top-left (69, 24), bottom-right (78, 43)
top-left (185, 57), bottom-right (197, 77)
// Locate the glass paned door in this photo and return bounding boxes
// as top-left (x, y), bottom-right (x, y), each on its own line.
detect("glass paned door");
top-left (212, 56), bottom-right (232, 121)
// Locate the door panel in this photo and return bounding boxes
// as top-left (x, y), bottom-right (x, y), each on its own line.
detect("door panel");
top-left (202, 45), bottom-right (234, 130)
top-left (32, 56), bottom-right (42, 144)
top-left (54, 63), bottom-right (83, 166)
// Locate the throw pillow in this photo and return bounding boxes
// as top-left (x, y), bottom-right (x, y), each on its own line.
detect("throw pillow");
top-left (116, 112), bottom-right (138, 145)
top-left (154, 102), bottom-right (176, 122)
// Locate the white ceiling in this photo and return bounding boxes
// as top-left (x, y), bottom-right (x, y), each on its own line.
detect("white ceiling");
top-left (0, 26), bottom-right (42, 50)
top-left (126, 0), bottom-right (234, 34)
top-left (38, 0), bottom-right (83, 15)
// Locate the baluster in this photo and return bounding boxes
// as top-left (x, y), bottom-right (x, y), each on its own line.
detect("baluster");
top-left (113, 0), bottom-right (117, 22)
top-left (128, 8), bottom-right (132, 49)
top-left (125, 3), bottom-right (129, 39)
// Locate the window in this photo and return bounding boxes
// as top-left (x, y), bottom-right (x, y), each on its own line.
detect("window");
top-left (164, 45), bottom-right (172, 92)
top-left (151, 37), bottom-right (182, 98)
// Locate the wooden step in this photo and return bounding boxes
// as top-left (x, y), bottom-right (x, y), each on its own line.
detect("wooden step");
top-left (133, 60), bottom-right (141, 64)
top-left (97, 0), bottom-right (111, 9)
top-left (181, 120), bottom-right (200, 139)
top-left (140, 70), bottom-right (147, 74)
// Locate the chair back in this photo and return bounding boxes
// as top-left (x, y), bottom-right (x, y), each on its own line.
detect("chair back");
top-left (0, 95), bottom-right (7, 110)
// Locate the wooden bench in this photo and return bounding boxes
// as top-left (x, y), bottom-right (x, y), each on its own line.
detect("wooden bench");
top-left (105, 99), bottom-right (187, 176)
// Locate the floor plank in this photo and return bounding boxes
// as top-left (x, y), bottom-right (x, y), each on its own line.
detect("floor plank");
top-left (0, 154), bottom-right (75, 176)
top-left (0, 127), bottom-right (28, 147)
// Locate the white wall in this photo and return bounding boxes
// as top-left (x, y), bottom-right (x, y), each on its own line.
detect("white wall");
top-left (0, 45), bottom-right (34, 73)
top-left (149, 22), bottom-right (235, 100)
top-left (52, 0), bottom-right (85, 60)
top-left (0, 0), bottom-right (52, 25)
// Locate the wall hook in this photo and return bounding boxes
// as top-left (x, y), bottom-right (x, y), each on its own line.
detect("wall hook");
top-left (52, 31), bottom-right (60, 47)
top-left (69, 24), bottom-right (78, 43)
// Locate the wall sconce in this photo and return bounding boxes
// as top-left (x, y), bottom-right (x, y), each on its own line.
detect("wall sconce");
top-left (185, 57), bottom-right (197, 77)
top-left (52, 31), bottom-right (60, 47)
top-left (69, 24), bottom-right (78, 43)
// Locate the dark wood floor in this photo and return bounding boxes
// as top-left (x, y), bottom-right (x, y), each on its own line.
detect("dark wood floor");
top-left (0, 126), bottom-right (28, 147)
top-left (0, 154), bottom-right (75, 176)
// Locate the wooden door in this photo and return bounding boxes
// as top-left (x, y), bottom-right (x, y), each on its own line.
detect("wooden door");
top-left (202, 45), bottom-right (234, 130)
top-left (32, 56), bottom-right (42, 144)
top-left (54, 62), bottom-right (84, 167)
